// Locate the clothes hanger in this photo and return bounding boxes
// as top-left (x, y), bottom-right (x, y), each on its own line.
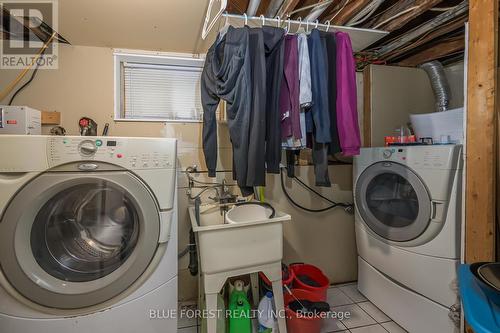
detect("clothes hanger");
top-left (244, 13), bottom-right (248, 26)
top-left (260, 14), bottom-right (266, 27)
top-left (314, 20), bottom-right (319, 30)
top-left (286, 18), bottom-right (291, 34)
top-left (217, 12), bottom-right (230, 43)
top-left (325, 20), bottom-right (331, 32)
top-left (296, 17), bottom-right (306, 34)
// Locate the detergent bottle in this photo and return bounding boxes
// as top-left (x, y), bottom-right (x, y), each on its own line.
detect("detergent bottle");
top-left (228, 280), bottom-right (252, 333)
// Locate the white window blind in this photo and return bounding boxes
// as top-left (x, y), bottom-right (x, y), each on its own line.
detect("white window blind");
top-left (121, 61), bottom-right (203, 121)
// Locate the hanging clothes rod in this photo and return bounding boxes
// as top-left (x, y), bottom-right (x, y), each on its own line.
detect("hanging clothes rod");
top-left (200, 0), bottom-right (388, 50)
top-left (222, 13), bottom-right (335, 32)
top-left (218, 13), bottom-right (389, 52)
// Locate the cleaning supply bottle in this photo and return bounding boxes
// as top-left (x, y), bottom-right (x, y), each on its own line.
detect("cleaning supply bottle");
top-left (228, 280), bottom-right (252, 333)
top-left (258, 292), bottom-right (277, 333)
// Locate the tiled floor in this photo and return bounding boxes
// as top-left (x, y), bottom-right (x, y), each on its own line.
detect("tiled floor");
top-left (178, 283), bottom-right (407, 333)
top-left (322, 282), bottom-right (407, 333)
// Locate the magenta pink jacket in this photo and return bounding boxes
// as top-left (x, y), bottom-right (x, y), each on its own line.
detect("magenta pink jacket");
top-left (336, 32), bottom-right (361, 156)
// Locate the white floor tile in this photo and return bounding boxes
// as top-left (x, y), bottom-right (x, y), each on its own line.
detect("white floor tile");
top-left (349, 324), bottom-right (388, 333)
top-left (358, 301), bottom-right (391, 323)
top-left (327, 287), bottom-right (354, 307)
top-left (334, 304), bottom-right (376, 329)
top-left (338, 284), bottom-right (367, 303)
top-left (321, 316), bottom-right (348, 333)
top-left (382, 321), bottom-right (408, 333)
top-left (178, 326), bottom-right (198, 333)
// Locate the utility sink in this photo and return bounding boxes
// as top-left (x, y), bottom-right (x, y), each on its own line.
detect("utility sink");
top-left (188, 202), bottom-right (291, 275)
top-left (225, 202), bottom-right (275, 224)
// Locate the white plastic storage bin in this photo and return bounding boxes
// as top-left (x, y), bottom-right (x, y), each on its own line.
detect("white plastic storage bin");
top-left (410, 107), bottom-right (464, 144)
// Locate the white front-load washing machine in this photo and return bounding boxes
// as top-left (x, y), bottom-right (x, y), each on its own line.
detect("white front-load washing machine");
top-left (0, 135), bottom-right (178, 333)
top-left (353, 145), bottom-right (463, 333)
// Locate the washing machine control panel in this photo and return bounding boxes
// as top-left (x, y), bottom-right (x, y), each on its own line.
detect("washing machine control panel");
top-left (381, 148), bottom-right (407, 162)
top-left (78, 139), bottom-right (98, 157)
top-left (47, 136), bottom-right (176, 170)
top-left (368, 146), bottom-right (460, 169)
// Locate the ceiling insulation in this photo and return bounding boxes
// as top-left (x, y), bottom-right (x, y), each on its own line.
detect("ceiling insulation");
top-left (227, 0), bottom-right (469, 68)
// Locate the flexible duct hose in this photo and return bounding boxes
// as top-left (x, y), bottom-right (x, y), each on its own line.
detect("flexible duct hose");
top-left (419, 61), bottom-right (451, 112)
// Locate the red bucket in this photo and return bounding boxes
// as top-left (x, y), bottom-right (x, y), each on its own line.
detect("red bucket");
top-left (291, 264), bottom-right (329, 301)
top-left (284, 289), bottom-right (325, 333)
top-left (259, 265), bottom-right (295, 292)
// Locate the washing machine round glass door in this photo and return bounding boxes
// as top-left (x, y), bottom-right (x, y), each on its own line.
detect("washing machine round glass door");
top-left (355, 161), bottom-right (432, 242)
top-left (0, 165), bottom-right (161, 310)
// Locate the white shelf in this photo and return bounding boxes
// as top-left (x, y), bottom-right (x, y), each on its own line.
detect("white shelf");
top-left (219, 13), bottom-right (389, 52)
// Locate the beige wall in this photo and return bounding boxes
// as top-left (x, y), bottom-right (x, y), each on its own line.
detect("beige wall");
top-left (265, 165), bottom-right (357, 283)
top-left (368, 65), bottom-right (436, 147)
top-left (0, 44), bottom-right (357, 301)
top-left (367, 64), bottom-right (465, 147)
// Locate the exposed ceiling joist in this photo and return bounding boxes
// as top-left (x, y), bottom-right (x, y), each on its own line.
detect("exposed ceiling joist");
top-left (384, 14), bottom-right (466, 60)
top-left (277, 0), bottom-right (302, 17)
top-left (375, 1), bottom-right (467, 56)
top-left (328, 0), bottom-right (374, 25)
top-left (397, 34), bottom-right (464, 66)
top-left (226, 0), bottom-right (469, 66)
top-left (371, 0), bottom-right (445, 31)
top-left (266, 0), bottom-right (285, 16)
top-left (227, 0), bottom-right (250, 14)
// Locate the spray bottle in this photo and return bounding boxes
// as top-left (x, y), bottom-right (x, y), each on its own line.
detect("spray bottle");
top-left (228, 280), bottom-right (252, 333)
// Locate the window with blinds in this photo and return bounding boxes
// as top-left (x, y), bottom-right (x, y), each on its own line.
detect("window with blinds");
top-left (116, 53), bottom-right (204, 122)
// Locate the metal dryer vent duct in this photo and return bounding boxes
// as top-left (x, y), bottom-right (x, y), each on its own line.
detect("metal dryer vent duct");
top-left (419, 61), bottom-right (451, 112)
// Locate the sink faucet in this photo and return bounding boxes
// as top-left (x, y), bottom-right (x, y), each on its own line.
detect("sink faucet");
top-left (214, 179), bottom-right (237, 213)
top-left (185, 166), bottom-right (237, 213)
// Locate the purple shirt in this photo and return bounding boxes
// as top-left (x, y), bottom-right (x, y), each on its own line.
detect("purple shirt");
top-left (280, 35), bottom-right (301, 140)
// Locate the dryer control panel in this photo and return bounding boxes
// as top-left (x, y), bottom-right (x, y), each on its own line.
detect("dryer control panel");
top-left (47, 136), bottom-right (176, 170)
top-left (356, 145), bottom-right (463, 170)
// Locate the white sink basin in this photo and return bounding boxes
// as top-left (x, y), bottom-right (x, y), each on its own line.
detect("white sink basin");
top-left (225, 203), bottom-right (274, 224)
top-left (188, 203), bottom-right (291, 275)
top-left (195, 205), bottom-right (225, 227)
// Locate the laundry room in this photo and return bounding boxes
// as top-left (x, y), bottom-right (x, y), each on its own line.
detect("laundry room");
top-left (0, 1), bottom-right (497, 333)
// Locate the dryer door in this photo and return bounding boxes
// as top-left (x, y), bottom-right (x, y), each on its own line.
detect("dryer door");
top-left (355, 161), bottom-right (432, 242)
top-left (0, 169), bottom-right (161, 310)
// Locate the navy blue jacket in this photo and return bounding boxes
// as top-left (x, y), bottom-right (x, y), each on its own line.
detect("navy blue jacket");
top-left (306, 29), bottom-right (331, 143)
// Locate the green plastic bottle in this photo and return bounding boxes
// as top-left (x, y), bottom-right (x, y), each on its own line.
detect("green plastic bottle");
top-left (228, 288), bottom-right (252, 333)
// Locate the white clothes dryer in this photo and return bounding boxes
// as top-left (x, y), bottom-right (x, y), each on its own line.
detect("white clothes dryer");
top-left (354, 145), bottom-right (463, 333)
